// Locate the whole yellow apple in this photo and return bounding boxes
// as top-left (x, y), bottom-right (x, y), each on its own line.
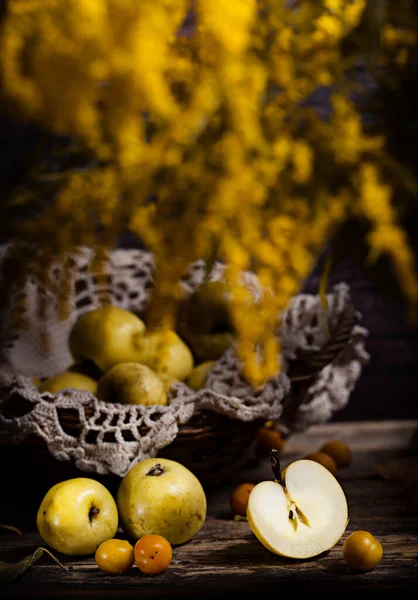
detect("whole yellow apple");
top-left (68, 305), bottom-right (146, 372)
top-left (132, 330), bottom-right (194, 382)
top-left (117, 458), bottom-right (207, 545)
top-left (177, 280), bottom-right (236, 361)
top-left (37, 477), bottom-right (119, 556)
top-left (38, 371), bottom-right (98, 395)
top-left (96, 362), bottom-right (168, 406)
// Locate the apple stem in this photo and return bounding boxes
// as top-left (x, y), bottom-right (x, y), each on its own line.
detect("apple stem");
top-left (270, 449), bottom-right (285, 487)
top-left (147, 463), bottom-right (165, 477)
top-left (88, 506), bottom-right (100, 522)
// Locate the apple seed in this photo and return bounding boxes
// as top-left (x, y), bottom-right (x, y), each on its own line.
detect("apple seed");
top-left (295, 506), bottom-right (310, 527)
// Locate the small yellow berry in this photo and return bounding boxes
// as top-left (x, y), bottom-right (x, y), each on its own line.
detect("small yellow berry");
top-left (134, 535), bottom-right (173, 575)
top-left (95, 539), bottom-right (135, 574)
top-left (256, 427), bottom-right (286, 456)
top-left (319, 440), bottom-right (352, 468)
top-left (304, 451), bottom-right (338, 476)
top-left (230, 482), bottom-right (255, 516)
top-left (343, 530), bottom-right (383, 571)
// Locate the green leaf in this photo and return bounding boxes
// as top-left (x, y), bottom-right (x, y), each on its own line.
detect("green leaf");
top-left (0, 547), bottom-right (68, 585)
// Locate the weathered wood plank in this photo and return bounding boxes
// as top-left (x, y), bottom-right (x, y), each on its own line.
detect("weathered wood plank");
top-left (283, 419), bottom-right (418, 452)
top-left (1, 516), bottom-right (417, 598)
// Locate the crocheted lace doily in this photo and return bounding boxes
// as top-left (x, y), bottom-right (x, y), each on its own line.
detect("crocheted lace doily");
top-left (0, 245), bottom-right (369, 477)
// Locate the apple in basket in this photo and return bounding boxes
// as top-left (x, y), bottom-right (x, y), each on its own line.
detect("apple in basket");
top-left (177, 280), bottom-right (236, 362)
top-left (117, 457), bottom-right (207, 546)
top-left (38, 371), bottom-right (98, 395)
top-left (129, 328), bottom-right (194, 382)
top-left (96, 362), bottom-right (168, 406)
top-left (69, 305), bottom-right (147, 371)
top-left (246, 450), bottom-right (348, 559)
top-left (69, 305), bottom-right (194, 383)
top-left (185, 360), bottom-right (216, 390)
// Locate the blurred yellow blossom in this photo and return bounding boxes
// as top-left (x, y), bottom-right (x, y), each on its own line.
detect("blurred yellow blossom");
top-left (0, 0), bottom-right (417, 387)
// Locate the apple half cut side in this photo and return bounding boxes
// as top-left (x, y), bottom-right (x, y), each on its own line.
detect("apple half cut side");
top-left (247, 457), bottom-right (348, 559)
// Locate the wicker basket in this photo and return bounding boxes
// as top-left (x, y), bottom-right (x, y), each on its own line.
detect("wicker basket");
top-left (0, 246), bottom-right (369, 491)
top-left (0, 409), bottom-right (265, 495)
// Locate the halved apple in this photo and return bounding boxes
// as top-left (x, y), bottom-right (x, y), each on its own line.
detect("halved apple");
top-left (247, 454), bottom-right (348, 559)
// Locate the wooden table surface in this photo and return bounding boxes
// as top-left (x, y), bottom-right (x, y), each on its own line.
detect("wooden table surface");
top-left (1, 419), bottom-right (418, 597)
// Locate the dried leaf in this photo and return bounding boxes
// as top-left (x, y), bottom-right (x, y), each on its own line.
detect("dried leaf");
top-left (0, 547), bottom-right (68, 584)
top-left (0, 524), bottom-right (22, 536)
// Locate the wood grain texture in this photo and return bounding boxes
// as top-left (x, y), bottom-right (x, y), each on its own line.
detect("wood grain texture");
top-left (1, 420), bottom-right (417, 597)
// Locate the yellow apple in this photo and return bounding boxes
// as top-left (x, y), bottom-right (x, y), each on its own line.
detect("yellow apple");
top-left (96, 362), bottom-right (168, 406)
top-left (131, 329), bottom-right (194, 382)
top-left (186, 360), bottom-right (216, 390)
top-left (31, 376), bottom-right (41, 388)
top-left (177, 280), bottom-right (236, 362)
top-left (116, 457), bottom-right (207, 545)
top-left (37, 477), bottom-right (119, 556)
top-left (68, 305), bottom-right (146, 372)
top-left (157, 372), bottom-right (178, 393)
top-left (38, 371), bottom-right (98, 394)
top-left (246, 452), bottom-right (348, 559)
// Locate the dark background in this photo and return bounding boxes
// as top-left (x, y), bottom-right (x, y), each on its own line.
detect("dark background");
top-left (304, 255), bottom-right (418, 421)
